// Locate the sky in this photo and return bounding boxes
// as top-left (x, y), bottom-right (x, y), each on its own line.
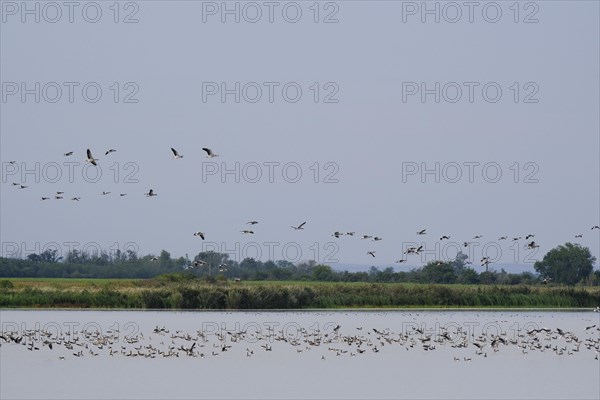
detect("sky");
top-left (1, 1), bottom-right (599, 272)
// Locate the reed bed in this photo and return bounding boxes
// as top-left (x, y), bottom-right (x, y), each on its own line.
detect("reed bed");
top-left (1, 278), bottom-right (598, 309)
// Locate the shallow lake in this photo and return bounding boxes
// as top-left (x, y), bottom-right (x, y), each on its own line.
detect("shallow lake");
top-left (1, 309), bottom-right (599, 399)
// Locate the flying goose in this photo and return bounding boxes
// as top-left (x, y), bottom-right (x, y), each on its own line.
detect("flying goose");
top-left (241, 230), bottom-right (254, 234)
top-left (193, 232), bottom-right (205, 240)
top-left (332, 231), bottom-right (343, 238)
top-left (41, 197), bottom-right (50, 201)
top-left (592, 226), bottom-right (600, 230)
top-left (71, 197), bottom-right (81, 201)
top-left (292, 222), bottom-right (306, 230)
top-left (404, 247), bottom-right (417, 254)
top-left (367, 251), bottom-right (376, 257)
top-left (202, 147), bottom-right (219, 158)
top-left (247, 221), bottom-right (258, 225)
top-left (171, 148), bottom-right (183, 159)
top-left (440, 235), bottom-right (450, 240)
top-left (105, 149), bottom-right (116, 155)
top-left (86, 149), bottom-right (98, 166)
top-left (417, 229), bottom-right (426, 235)
top-left (64, 151), bottom-right (73, 156)
top-left (525, 234), bottom-right (535, 240)
top-left (145, 189), bottom-right (157, 197)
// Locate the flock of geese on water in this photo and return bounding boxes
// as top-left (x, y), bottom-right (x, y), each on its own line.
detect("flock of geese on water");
top-left (1, 313), bottom-right (599, 362)
top-left (6, 148), bottom-right (600, 265)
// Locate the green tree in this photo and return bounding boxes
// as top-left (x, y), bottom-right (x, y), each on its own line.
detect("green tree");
top-left (378, 267), bottom-right (396, 282)
top-left (159, 250), bottom-right (172, 268)
top-left (420, 261), bottom-right (457, 284)
top-left (450, 252), bottom-right (469, 273)
top-left (40, 249), bottom-right (61, 263)
top-left (368, 266), bottom-right (382, 282)
top-left (312, 264), bottom-right (335, 281)
top-left (240, 258), bottom-right (260, 271)
top-left (126, 249), bottom-right (138, 262)
top-left (27, 253), bottom-right (42, 262)
top-left (457, 267), bottom-right (479, 284)
top-left (534, 243), bottom-right (596, 285)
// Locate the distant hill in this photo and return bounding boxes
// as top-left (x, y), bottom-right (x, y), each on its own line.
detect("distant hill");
top-left (331, 262), bottom-right (539, 275)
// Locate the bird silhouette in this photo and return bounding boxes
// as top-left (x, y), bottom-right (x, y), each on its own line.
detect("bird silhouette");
top-left (171, 148), bottom-right (183, 159)
top-left (86, 149), bottom-right (98, 166)
top-left (292, 222), bottom-right (306, 230)
top-left (202, 147), bottom-right (219, 158)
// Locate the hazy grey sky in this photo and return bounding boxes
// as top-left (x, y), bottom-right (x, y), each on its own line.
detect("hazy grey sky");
top-left (1, 1), bottom-right (599, 270)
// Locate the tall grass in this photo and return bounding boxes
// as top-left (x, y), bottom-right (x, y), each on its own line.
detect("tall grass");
top-left (1, 279), bottom-right (598, 309)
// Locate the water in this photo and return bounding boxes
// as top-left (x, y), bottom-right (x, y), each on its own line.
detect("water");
top-left (1, 309), bottom-right (599, 399)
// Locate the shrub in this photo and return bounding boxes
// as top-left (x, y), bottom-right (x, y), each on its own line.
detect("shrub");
top-left (0, 280), bottom-right (14, 289)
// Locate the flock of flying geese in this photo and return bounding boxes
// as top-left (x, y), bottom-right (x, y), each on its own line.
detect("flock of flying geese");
top-left (331, 227), bottom-right (599, 267)
top-left (6, 148), bottom-right (600, 267)
top-left (1, 314), bottom-right (599, 363)
top-left (8, 147), bottom-right (218, 200)
top-left (186, 223), bottom-right (600, 268)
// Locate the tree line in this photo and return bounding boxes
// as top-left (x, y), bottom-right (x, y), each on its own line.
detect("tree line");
top-left (0, 243), bottom-right (598, 285)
